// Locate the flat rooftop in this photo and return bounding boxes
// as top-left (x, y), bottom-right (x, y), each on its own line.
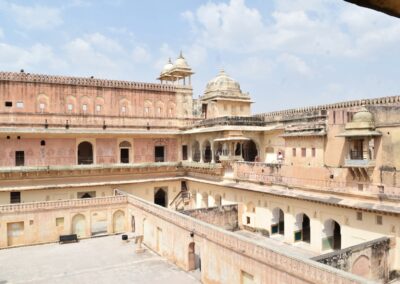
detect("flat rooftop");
top-left (236, 230), bottom-right (319, 259)
top-left (0, 235), bottom-right (200, 284)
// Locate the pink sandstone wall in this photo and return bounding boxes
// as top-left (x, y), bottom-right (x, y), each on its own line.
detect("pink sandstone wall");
top-left (0, 138), bottom-right (76, 167)
top-left (96, 139), bottom-right (117, 164)
top-left (0, 78), bottom-right (178, 119)
top-left (134, 138), bottom-right (178, 163)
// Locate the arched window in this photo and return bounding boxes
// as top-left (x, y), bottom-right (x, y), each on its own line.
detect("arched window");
top-left (119, 141), bottom-right (131, 163)
top-left (77, 141), bottom-right (93, 165)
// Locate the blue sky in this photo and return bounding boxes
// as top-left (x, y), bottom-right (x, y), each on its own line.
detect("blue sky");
top-left (0, 0), bottom-right (399, 113)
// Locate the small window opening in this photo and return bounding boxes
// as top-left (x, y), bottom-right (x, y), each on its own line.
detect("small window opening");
top-left (5, 101), bottom-right (12, 107)
top-left (10, 191), bottom-right (21, 203)
top-left (356, 212), bottom-right (362, 221)
top-left (40, 140), bottom-right (46, 146)
top-left (15, 151), bottom-right (24, 166)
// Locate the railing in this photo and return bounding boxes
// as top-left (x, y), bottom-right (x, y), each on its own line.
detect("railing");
top-left (0, 195), bottom-right (128, 213)
top-left (233, 161), bottom-right (397, 196)
top-left (194, 116), bottom-right (264, 128)
top-left (349, 150), bottom-right (366, 160)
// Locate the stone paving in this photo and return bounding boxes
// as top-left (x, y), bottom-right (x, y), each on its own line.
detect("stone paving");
top-left (0, 235), bottom-right (200, 284)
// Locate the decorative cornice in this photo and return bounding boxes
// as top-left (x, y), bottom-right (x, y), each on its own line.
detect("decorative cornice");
top-left (0, 71), bottom-right (176, 92)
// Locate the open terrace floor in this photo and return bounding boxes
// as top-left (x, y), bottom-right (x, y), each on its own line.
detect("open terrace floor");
top-left (0, 235), bottom-right (200, 284)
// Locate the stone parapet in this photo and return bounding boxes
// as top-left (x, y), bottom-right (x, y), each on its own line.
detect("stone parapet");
top-left (0, 195), bottom-right (127, 213)
top-left (233, 161), bottom-right (400, 203)
top-left (0, 71), bottom-right (175, 92)
top-left (255, 95), bottom-right (400, 121)
top-left (121, 190), bottom-right (373, 284)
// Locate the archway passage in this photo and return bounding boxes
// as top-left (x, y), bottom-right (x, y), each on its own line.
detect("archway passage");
top-left (242, 140), bottom-right (258, 162)
top-left (154, 188), bottom-right (167, 207)
top-left (203, 141), bottom-right (212, 163)
top-left (302, 214), bottom-right (311, 243)
top-left (272, 208), bottom-right (284, 235)
top-left (295, 213), bottom-right (310, 243)
top-left (333, 221), bottom-right (341, 250)
top-left (192, 141), bottom-right (200, 162)
top-left (323, 219), bottom-right (341, 250)
top-left (78, 142), bottom-right (93, 165)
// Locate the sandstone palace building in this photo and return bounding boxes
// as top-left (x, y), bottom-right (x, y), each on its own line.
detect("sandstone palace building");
top-left (1, 53), bottom-right (400, 283)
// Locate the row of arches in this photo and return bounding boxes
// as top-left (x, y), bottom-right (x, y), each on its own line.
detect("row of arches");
top-left (245, 204), bottom-right (341, 250)
top-left (71, 210), bottom-right (126, 238)
top-left (191, 140), bottom-right (259, 163)
top-left (77, 141), bottom-right (132, 165)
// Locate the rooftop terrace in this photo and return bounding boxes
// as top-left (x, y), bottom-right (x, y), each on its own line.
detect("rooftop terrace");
top-left (0, 235), bottom-right (200, 284)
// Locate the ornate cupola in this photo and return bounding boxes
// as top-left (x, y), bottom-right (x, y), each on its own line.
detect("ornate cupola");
top-left (199, 70), bottom-right (252, 119)
top-left (158, 51), bottom-right (194, 86)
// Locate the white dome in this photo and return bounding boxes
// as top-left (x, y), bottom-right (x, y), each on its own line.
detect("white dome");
top-left (174, 52), bottom-right (189, 68)
top-left (203, 70), bottom-right (247, 99)
top-left (162, 58), bottom-right (174, 74)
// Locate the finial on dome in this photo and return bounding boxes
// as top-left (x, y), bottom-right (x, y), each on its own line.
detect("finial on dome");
top-left (179, 50), bottom-right (184, 58)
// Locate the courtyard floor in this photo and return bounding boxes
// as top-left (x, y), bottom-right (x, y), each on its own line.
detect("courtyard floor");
top-left (0, 235), bottom-right (200, 284)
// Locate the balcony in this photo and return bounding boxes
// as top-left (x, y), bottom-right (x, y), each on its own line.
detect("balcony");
top-left (344, 150), bottom-right (375, 168)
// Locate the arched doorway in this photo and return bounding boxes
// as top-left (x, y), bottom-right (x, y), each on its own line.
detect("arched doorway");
top-left (154, 188), bottom-right (167, 207)
top-left (242, 140), bottom-right (258, 162)
top-left (323, 219), bottom-right (341, 250)
top-left (203, 140), bottom-right (212, 163)
top-left (215, 142), bottom-right (223, 163)
top-left (119, 141), bottom-right (131, 163)
top-left (72, 214), bottom-right (86, 238)
top-left (295, 213), bottom-right (310, 243)
top-left (272, 208), bottom-right (284, 235)
top-left (188, 242), bottom-right (196, 271)
top-left (113, 210), bottom-right (125, 233)
top-left (192, 141), bottom-right (200, 162)
top-left (214, 194), bottom-right (222, 206)
top-left (201, 192), bottom-right (208, 208)
top-left (78, 141), bottom-right (93, 165)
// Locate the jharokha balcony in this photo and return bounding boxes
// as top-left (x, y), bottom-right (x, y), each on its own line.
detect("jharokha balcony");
top-left (344, 150), bottom-right (376, 168)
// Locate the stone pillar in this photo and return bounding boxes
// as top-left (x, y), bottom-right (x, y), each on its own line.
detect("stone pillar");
top-left (211, 142), bottom-right (215, 163)
top-left (284, 209), bottom-right (295, 244)
top-left (363, 138), bottom-right (368, 160)
top-left (200, 142), bottom-right (204, 163)
top-left (188, 141), bottom-right (193, 162)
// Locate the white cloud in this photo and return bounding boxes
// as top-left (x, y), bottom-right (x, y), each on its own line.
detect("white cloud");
top-left (132, 46), bottom-right (151, 63)
top-left (0, 27), bottom-right (3, 39)
top-left (183, 0), bottom-right (400, 58)
top-left (6, 3), bottom-right (63, 30)
top-left (0, 43), bottom-right (67, 71)
top-left (277, 53), bottom-right (312, 77)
